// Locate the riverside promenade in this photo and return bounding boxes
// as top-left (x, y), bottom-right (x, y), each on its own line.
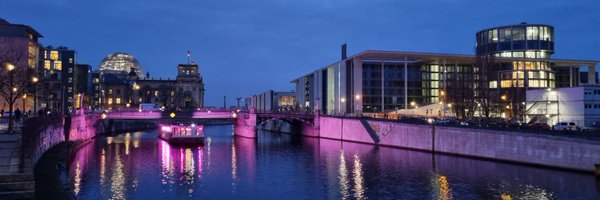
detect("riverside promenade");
top-left (0, 122), bottom-right (35, 200)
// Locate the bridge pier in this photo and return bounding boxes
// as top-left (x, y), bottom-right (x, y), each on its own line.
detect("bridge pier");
top-left (233, 112), bottom-right (258, 138)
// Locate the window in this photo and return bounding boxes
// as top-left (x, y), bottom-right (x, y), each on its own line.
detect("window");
top-left (116, 98), bottom-right (121, 104)
top-left (50, 51), bottom-right (59, 60)
top-left (512, 27), bottom-right (525, 41)
top-left (527, 26), bottom-right (539, 40)
top-left (54, 61), bottom-right (62, 70)
top-left (69, 58), bottom-right (73, 63)
top-left (68, 77), bottom-right (72, 83)
top-left (489, 81), bottom-right (498, 88)
top-left (108, 98), bottom-right (113, 105)
top-left (501, 80), bottom-right (512, 88)
top-left (44, 60), bottom-right (51, 70)
top-left (154, 90), bottom-right (159, 96)
top-left (109, 89), bottom-right (113, 95)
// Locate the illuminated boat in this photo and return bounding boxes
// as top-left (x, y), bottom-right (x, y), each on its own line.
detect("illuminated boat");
top-left (159, 122), bottom-right (205, 145)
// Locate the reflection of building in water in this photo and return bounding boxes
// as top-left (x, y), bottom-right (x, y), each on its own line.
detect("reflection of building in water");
top-left (352, 154), bottom-right (365, 200)
top-left (338, 150), bottom-right (350, 200)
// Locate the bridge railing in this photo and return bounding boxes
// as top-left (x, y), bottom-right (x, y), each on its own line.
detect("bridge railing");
top-left (107, 111), bottom-right (163, 119)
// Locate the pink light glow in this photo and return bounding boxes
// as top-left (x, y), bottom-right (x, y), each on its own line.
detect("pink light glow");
top-left (161, 126), bottom-right (172, 132)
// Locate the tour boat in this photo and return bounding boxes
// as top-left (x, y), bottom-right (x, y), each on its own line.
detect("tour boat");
top-left (158, 122), bottom-right (205, 145)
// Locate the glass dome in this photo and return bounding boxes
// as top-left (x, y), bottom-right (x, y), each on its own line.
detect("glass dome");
top-left (98, 53), bottom-right (144, 79)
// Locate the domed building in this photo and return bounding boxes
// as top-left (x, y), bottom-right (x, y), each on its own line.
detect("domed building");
top-left (91, 52), bottom-right (204, 110)
top-left (98, 53), bottom-right (145, 79)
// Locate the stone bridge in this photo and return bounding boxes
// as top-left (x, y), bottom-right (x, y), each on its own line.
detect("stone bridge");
top-left (233, 110), bottom-right (320, 138)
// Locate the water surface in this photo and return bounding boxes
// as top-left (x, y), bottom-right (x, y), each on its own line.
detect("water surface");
top-left (69, 125), bottom-right (600, 199)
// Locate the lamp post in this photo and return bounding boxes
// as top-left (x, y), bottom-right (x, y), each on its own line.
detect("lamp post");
top-left (6, 62), bottom-right (15, 132)
top-left (32, 77), bottom-right (38, 117)
top-left (354, 94), bottom-right (361, 117)
top-left (22, 94), bottom-right (26, 112)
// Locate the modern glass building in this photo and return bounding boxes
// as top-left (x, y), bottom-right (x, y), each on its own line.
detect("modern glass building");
top-left (292, 23), bottom-right (599, 119)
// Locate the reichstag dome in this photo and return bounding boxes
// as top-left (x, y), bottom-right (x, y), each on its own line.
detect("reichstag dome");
top-left (98, 53), bottom-right (145, 79)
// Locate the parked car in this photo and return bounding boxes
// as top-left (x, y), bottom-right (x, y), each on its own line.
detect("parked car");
top-left (553, 122), bottom-right (577, 131)
top-left (528, 122), bottom-right (550, 130)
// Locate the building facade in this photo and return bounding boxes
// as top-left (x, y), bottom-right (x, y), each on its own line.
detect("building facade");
top-left (292, 23), bottom-right (599, 119)
top-left (525, 85), bottom-right (600, 128)
top-left (0, 18), bottom-right (42, 112)
top-left (248, 90), bottom-right (296, 113)
top-left (93, 53), bottom-right (205, 110)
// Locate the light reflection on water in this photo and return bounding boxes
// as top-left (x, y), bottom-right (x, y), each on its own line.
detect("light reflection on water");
top-left (69, 125), bottom-right (600, 199)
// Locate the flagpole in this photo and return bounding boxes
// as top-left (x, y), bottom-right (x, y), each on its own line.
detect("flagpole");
top-left (187, 50), bottom-right (191, 64)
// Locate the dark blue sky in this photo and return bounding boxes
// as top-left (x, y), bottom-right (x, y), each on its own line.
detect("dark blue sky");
top-left (2, 0), bottom-right (599, 106)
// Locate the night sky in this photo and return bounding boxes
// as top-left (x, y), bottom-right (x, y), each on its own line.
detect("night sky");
top-left (2, 0), bottom-right (599, 106)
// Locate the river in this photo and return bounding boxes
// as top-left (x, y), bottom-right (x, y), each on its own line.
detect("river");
top-left (68, 125), bottom-right (600, 199)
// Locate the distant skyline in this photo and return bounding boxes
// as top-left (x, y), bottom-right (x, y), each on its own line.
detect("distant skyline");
top-left (2, 0), bottom-right (600, 106)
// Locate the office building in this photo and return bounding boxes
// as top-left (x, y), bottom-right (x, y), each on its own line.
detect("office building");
top-left (525, 85), bottom-right (600, 128)
top-left (292, 23), bottom-right (599, 119)
top-left (249, 90), bottom-right (296, 113)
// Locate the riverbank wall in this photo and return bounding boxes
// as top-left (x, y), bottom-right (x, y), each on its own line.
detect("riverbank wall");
top-left (317, 116), bottom-right (600, 172)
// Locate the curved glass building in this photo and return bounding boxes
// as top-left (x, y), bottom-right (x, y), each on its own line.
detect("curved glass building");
top-left (98, 53), bottom-right (144, 79)
top-left (476, 23), bottom-right (555, 89)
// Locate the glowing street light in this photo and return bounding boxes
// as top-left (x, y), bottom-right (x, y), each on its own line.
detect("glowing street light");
top-left (100, 113), bottom-right (107, 119)
top-left (340, 98), bottom-right (346, 103)
top-left (170, 112), bottom-right (176, 118)
top-left (501, 95), bottom-right (507, 101)
top-left (355, 94), bottom-right (361, 100)
top-left (5, 63), bottom-right (14, 71)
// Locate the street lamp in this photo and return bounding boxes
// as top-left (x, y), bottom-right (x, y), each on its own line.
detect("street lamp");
top-left (22, 94), bottom-right (27, 111)
top-left (6, 62), bottom-right (15, 132)
top-left (32, 77), bottom-right (38, 116)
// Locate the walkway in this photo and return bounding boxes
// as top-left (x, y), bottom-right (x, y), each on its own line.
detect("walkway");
top-left (0, 122), bottom-right (35, 200)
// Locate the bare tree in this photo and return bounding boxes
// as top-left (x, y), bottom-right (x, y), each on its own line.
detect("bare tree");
top-left (0, 44), bottom-right (36, 132)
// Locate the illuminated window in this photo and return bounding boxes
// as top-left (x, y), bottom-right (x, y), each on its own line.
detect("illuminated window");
top-left (512, 71), bottom-right (524, 79)
top-left (527, 26), bottom-right (539, 40)
top-left (44, 60), bottom-right (51, 70)
top-left (68, 77), bottom-right (72, 83)
top-left (116, 98), bottom-right (121, 104)
top-left (50, 51), bottom-right (59, 60)
top-left (529, 80), bottom-right (539, 87)
top-left (171, 91), bottom-right (175, 96)
top-left (69, 58), bottom-right (73, 63)
top-left (108, 98), bottom-right (113, 105)
top-left (501, 80), bottom-right (512, 88)
top-left (489, 81), bottom-right (498, 88)
top-left (44, 51), bottom-right (48, 59)
top-left (138, 98), bottom-right (142, 102)
top-left (109, 89), bottom-right (113, 95)
top-left (94, 78), bottom-right (99, 83)
top-left (54, 61), bottom-right (62, 70)
top-left (154, 90), bottom-right (159, 96)
top-left (68, 87), bottom-right (73, 93)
